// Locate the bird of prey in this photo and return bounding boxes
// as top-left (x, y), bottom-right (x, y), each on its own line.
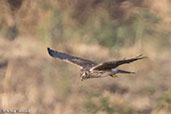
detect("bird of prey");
top-left (47, 48), bottom-right (146, 81)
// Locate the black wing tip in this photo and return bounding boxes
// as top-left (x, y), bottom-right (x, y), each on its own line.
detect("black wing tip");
top-left (47, 47), bottom-right (51, 53)
top-left (47, 47), bottom-right (51, 52)
top-left (47, 47), bottom-right (54, 57)
top-left (137, 54), bottom-right (148, 60)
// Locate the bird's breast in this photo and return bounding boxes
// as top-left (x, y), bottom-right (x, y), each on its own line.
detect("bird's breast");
top-left (89, 70), bottom-right (111, 78)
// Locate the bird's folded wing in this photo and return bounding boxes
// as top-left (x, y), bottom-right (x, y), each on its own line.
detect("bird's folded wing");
top-left (91, 55), bottom-right (146, 70)
top-left (47, 48), bottom-right (95, 68)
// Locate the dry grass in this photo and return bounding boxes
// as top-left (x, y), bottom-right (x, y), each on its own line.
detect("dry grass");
top-left (0, 0), bottom-right (171, 114)
top-left (0, 36), bottom-right (170, 114)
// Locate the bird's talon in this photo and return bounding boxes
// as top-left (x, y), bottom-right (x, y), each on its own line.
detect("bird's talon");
top-left (110, 74), bottom-right (118, 78)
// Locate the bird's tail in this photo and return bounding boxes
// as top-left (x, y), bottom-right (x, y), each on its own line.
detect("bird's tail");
top-left (117, 69), bottom-right (135, 74)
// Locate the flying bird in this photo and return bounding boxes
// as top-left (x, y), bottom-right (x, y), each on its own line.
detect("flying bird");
top-left (47, 48), bottom-right (146, 81)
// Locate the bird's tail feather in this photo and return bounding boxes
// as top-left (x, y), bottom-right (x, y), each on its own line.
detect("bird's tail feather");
top-left (117, 69), bottom-right (135, 74)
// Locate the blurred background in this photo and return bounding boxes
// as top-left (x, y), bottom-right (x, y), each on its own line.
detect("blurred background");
top-left (0, 0), bottom-right (171, 114)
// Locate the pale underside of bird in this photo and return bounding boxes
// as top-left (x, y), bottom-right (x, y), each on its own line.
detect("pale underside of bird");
top-left (47, 48), bottom-right (146, 81)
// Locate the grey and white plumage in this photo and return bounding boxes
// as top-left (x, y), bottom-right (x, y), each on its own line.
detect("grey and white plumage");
top-left (47, 48), bottom-right (146, 81)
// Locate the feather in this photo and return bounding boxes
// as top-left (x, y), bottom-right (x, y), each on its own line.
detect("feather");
top-left (47, 48), bottom-right (95, 68)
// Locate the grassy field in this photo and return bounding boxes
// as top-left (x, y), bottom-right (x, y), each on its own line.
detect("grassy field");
top-left (0, 0), bottom-right (171, 114)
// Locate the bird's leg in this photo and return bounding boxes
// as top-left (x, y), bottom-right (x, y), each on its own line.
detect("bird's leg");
top-left (110, 74), bottom-right (118, 78)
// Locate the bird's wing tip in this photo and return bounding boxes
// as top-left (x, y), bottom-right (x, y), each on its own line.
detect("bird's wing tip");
top-left (137, 54), bottom-right (148, 59)
top-left (131, 72), bottom-right (136, 74)
top-left (47, 47), bottom-right (50, 51)
top-left (47, 47), bottom-right (53, 56)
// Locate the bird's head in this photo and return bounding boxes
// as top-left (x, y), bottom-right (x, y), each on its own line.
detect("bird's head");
top-left (80, 70), bottom-right (89, 81)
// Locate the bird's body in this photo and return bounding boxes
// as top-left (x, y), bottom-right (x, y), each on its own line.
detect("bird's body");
top-left (80, 68), bottom-right (111, 80)
top-left (47, 48), bottom-right (146, 81)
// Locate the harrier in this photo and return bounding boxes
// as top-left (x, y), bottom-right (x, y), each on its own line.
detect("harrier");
top-left (47, 48), bottom-right (146, 81)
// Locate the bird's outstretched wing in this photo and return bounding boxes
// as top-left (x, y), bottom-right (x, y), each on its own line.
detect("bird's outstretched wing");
top-left (47, 48), bottom-right (95, 68)
top-left (91, 55), bottom-right (146, 70)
